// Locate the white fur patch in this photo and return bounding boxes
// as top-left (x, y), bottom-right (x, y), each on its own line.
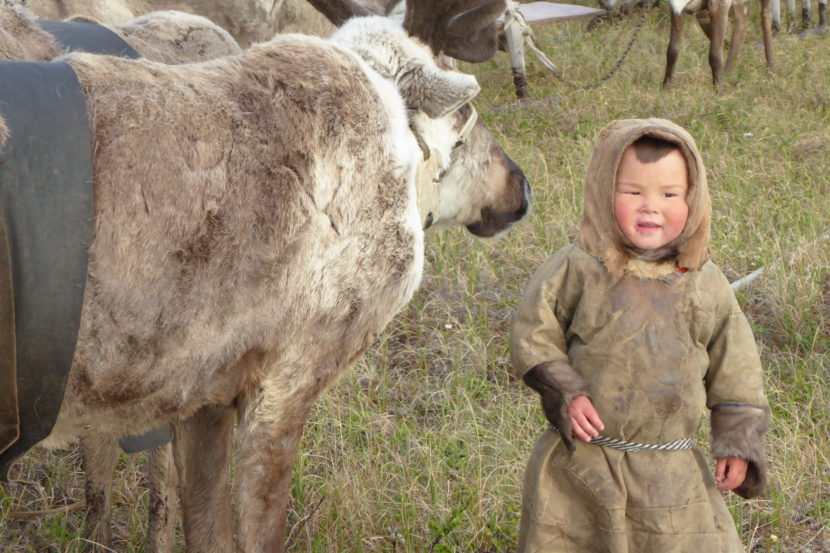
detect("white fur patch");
top-left (329, 20), bottom-right (424, 293)
top-left (669, 0), bottom-right (696, 15)
top-left (331, 16), bottom-right (435, 79)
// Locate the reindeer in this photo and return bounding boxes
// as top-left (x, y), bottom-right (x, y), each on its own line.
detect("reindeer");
top-left (1, 3), bottom-right (530, 551)
top-left (0, 2), bottom-right (524, 552)
top-left (663, 0), bottom-right (774, 87)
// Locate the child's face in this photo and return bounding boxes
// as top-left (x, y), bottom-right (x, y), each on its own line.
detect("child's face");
top-left (614, 146), bottom-right (689, 251)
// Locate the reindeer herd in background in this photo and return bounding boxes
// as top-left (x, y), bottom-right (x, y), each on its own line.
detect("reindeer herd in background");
top-left (2, 0), bottom-right (826, 90)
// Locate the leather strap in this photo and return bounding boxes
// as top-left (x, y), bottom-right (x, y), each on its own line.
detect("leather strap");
top-left (0, 61), bottom-right (93, 480)
top-left (0, 208), bottom-right (19, 457)
top-left (36, 19), bottom-right (141, 59)
top-left (119, 424), bottom-right (173, 454)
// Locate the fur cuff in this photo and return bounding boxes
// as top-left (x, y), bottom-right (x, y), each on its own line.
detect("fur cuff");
top-left (711, 404), bottom-right (770, 499)
top-left (525, 361), bottom-right (589, 404)
top-left (523, 362), bottom-right (589, 451)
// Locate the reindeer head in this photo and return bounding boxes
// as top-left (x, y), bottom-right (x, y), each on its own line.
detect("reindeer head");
top-left (324, 0), bottom-right (530, 237)
top-left (308, 0), bottom-right (506, 63)
top-left (409, 103), bottom-right (531, 237)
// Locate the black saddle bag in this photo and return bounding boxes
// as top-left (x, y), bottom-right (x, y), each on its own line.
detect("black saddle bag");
top-left (0, 61), bottom-right (93, 480)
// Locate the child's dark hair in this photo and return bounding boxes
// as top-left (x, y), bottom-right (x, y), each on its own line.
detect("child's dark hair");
top-left (629, 135), bottom-right (679, 163)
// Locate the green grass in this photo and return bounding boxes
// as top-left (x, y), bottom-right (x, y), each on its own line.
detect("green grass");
top-left (2, 6), bottom-right (828, 552)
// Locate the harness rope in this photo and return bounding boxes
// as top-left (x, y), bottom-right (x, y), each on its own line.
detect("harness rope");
top-left (456, 104), bottom-right (479, 144)
top-left (412, 103), bottom-right (478, 229)
top-left (502, 0), bottom-right (647, 90)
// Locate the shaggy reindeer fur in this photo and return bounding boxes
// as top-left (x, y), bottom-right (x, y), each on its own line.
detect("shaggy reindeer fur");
top-left (16, 0), bottom-right (356, 45)
top-left (0, 16), bottom-right (528, 552)
top-left (0, 4), bottom-right (58, 60)
top-left (70, 10), bottom-right (242, 63)
top-left (711, 403), bottom-right (770, 498)
top-left (0, 5), bottom-right (241, 62)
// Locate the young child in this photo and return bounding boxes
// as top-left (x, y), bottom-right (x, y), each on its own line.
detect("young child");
top-left (510, 118), bottom-right (769, 552)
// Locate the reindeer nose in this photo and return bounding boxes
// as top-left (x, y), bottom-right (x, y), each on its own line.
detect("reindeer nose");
top-left (506, 156), bottom-right (531, 219)
top-left (516, 173), bottom-right (531, 218)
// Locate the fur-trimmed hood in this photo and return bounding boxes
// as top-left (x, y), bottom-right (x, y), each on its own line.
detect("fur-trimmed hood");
top-left (576, 118), bottom-right (712, 275)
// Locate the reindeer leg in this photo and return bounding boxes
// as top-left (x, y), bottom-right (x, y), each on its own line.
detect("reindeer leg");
top-left (786, 0), bottom-right (797, 29)
top-left (771, 0), bottom-right (781, 31)
top-left (801, 0), bottom-right (811, 29)
top-left (174, 404), bottom-right (235, 553)
top-left (663, 9), bottom-right (684, 88)
top-left (696, 9), bottom-right (714, 39)
top-left (759, 0), bottom-right (775, 71)
top-left (707, 0), bottom-right (729, 86)
top-left (145, 443), bottom-right (178, 553)
top-left (80, 433), bottom-right (120, 552)
top-left (503, 14), bottom-right (529, 99)
top-left (820, 0), bottom-right (827, 27)
top-left (725, 2), bottom-right (748, 73)
top-left (235, 377), bottom-right (323, 553)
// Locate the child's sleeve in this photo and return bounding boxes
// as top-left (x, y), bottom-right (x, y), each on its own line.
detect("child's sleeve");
top-left (509, 246), bottom-right (580, 379)
top-left (704, 270), bottom-right (770, 499)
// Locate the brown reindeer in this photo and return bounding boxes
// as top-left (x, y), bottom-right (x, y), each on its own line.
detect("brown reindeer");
top-left (1, 3), bottom-right (530, 551)
top-left (663, 0), bottom-right (774, 87)
top-left (0, 4), bottom-right (242, 62)
top-left (0, 2), bottom-right (524, 553)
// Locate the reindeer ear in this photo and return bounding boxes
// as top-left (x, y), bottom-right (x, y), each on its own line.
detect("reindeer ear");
top-left (398, 63), bottom-right (480, 118)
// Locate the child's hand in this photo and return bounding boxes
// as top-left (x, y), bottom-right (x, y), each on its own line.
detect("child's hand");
top-left (567, 396), bottom-right (604, 443)
top-left (715, 457), bottom-right (748, 491)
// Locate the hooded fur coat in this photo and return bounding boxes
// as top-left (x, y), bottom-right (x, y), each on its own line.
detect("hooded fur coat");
top-left (510, 119), bottom-right (769, 553)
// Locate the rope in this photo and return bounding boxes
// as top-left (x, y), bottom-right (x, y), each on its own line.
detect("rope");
top-left (457, 104), bottom-right (479, 145)
top-left (590, 435), bottom-right (697, 452)
top-left (502, 0), bottom-right (647, 90)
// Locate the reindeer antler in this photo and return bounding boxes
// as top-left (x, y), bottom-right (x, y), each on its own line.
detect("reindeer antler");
top-left (404, 0), bottom-right (506, 62)
top-left (308, 0), bottom-right (506, 63)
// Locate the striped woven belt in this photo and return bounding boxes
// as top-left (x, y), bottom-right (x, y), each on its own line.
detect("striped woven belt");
top-left (589, 435), bottom-right (696, 452)
top-left (548, 425), bottom-right (697, 452)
